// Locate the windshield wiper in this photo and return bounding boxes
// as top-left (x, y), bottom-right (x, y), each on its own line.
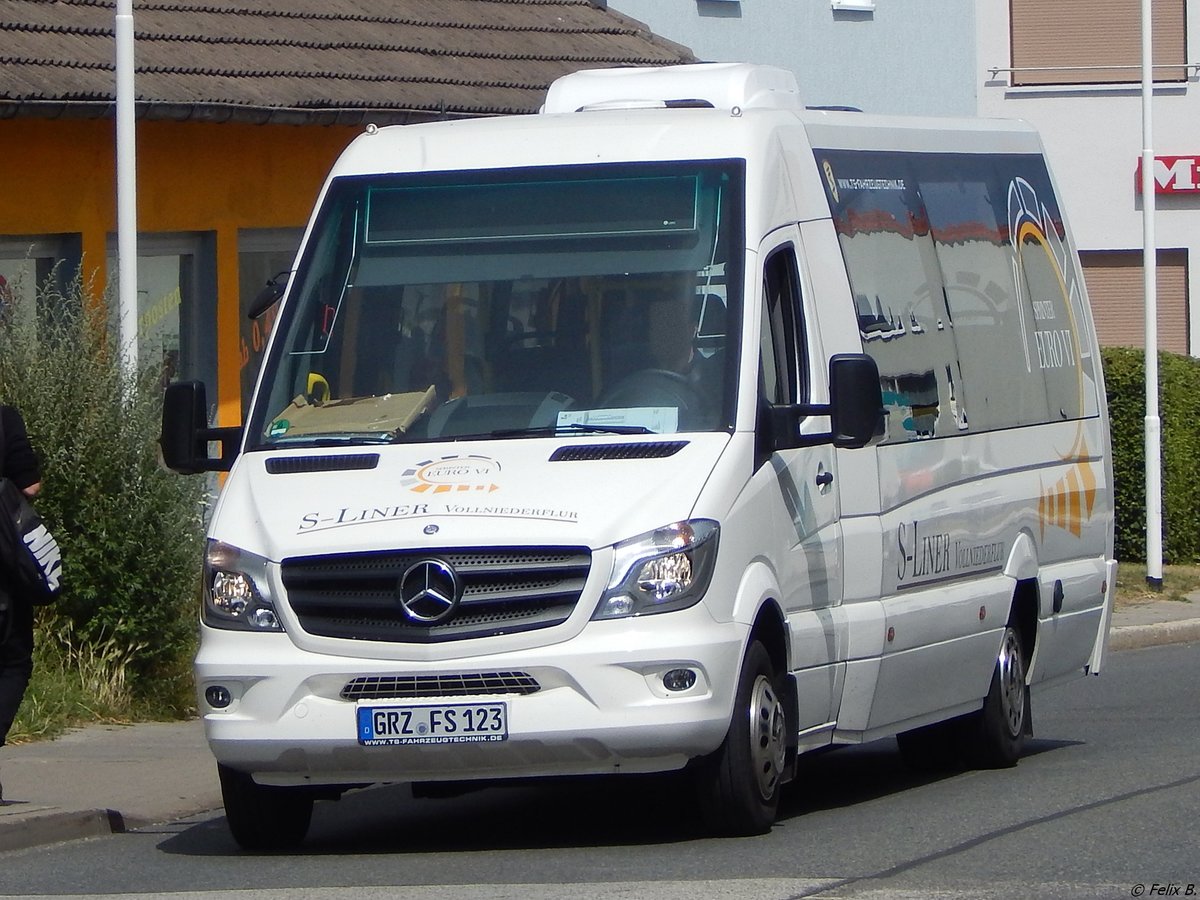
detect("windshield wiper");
top-left (268, 431), bottom-right (404, 447)
top-left (490, 422), bottom-right (655, 438)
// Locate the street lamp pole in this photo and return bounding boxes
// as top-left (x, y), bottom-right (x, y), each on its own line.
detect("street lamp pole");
top-left (115, 0), bottom-right (138, 377)
top-left (1141, 0), bottom-right (1163, 590)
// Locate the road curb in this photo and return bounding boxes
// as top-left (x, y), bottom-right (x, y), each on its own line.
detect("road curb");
top-left (1109, 620), bottom-right (1200, 652)
top-left (0, 807), bottom-right (127, 853)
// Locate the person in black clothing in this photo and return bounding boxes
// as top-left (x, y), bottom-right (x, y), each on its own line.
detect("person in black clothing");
top-left (0, 404), bottom-right (42, 800)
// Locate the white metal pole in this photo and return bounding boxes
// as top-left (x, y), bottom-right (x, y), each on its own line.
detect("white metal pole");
top-left (1141, 0), bottom-right (1163, 590)
top-left (115, 0), bottom-right (138, 376)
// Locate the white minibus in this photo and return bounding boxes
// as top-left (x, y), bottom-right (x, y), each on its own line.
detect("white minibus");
top-left (162, 62), bottom-right (1116, 850)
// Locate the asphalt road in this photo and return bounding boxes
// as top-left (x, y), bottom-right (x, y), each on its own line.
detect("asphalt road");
top-left (0, 641), bottom-right (1196, 900)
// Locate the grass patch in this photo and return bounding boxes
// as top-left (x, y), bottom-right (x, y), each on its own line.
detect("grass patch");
top-left (1114, 562), bottom-right (1200, 607)
top-left (6, 611), bottom-right (192, 745)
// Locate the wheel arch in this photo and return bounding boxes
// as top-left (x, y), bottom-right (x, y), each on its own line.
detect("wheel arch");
top-left (1002, 530), bottom-right (1039, 670)
top-left (1003, 530), bottom-right (1039, 582)
top-left (730, 563), bottom-right (817, 775)
top-left (1008, 576), bottom-right (1039, 672)
top-left (748, 597), bottom-right (789, 676)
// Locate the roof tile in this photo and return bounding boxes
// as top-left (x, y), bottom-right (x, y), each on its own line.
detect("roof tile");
top-left (0, 0), bottom-right (694, 123)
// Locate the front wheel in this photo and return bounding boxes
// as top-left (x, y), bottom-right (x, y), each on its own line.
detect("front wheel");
top-left (218, 763), bottom-right (314, 852)
top-left (697, 641), bottom-right (788, 836)
top-left (962, 625), bottom-right (1029, 768)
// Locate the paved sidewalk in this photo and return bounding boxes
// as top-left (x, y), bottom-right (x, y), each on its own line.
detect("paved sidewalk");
top-left (0, 598), bottom-right (1196, 853)
top-left (0, 720), bottom-right (220, 852)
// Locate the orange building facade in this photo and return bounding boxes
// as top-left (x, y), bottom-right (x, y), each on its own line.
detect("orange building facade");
top-left (0, 116), bottom-right (360, 426)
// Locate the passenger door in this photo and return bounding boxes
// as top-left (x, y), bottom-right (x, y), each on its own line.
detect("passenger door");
top-left (758, 232), bottom-right (843, 732)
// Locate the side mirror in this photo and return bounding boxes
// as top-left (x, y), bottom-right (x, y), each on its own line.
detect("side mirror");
top-left (827, 353), bottom-right (887, 448)
top-left (247, 271), bottom-right (289, 321)
top-left (160, 381), bottom-right (243, 474)
top-left (767, 353), bottom-right (886, 451)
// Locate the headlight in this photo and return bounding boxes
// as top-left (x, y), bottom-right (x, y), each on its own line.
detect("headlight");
top-left (203, 540), bottom-right (282, 631)
top-left (594, 520), bottom-right (719, 620)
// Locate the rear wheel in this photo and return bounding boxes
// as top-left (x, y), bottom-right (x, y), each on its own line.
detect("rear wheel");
top-left (896, 719), bottom-right (964, 772)
top-left (962, 625), bottom-right (1028, 768)
top-left (218, 763), bottom-right (314, 852)
top-left (698, 641), bottom-right (787, 836)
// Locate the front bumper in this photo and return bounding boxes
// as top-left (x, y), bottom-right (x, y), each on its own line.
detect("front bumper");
top-left (195, 607), bottom-right (746, 786)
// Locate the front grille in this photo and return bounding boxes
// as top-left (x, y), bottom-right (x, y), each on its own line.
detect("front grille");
top-left (283, 546), bottom-right (591, 643)
top-left (341, 671), bottom-right (541, 701)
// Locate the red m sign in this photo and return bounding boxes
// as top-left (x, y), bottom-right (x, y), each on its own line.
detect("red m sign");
top-left (1135, 155), bottom-right (1200, 194)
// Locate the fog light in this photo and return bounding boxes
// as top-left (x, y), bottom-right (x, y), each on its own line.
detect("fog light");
top-left (662, 668), bottom-right (697, 692)
top-left (249, 607), bottom-right (279, 630)
top-left (205, 685), bottom-right (233, 709)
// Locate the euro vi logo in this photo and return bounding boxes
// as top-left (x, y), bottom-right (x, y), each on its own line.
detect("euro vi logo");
top-left (401, 455), bottom-right (501, 495)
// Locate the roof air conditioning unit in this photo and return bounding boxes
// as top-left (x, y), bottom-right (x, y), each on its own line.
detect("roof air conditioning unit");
top-left (541, 62), bottom-right (803, 114)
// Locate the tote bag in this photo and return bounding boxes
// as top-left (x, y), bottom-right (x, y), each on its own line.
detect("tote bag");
top-left (0, 476), bottom-right (62, 604)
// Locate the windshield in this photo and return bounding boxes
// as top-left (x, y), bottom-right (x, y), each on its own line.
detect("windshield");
top-left (247, 161), bottom-right (744, 449)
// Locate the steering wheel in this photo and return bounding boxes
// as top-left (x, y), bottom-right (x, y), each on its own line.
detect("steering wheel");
top-left (596, 368), bottom-right (703, 413)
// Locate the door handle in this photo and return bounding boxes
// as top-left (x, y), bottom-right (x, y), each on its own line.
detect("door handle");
top-left (815, 470), bottom-right (833, 488)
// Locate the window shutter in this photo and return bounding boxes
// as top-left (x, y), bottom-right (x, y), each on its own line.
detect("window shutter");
top-left (1010, 0), bottom-right (1187, 86)
top-left (1081, 250), bottom-right (1189, 354)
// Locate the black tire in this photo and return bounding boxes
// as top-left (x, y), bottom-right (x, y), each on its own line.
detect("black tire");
top-left (961, 625), bottom-right (1028, 768)
top-left (697, 641), bottom-right (787, 836)
top-left (896, 718), bottom-right (965, 773)
top-left (218, 763), bottom-right (314, 852)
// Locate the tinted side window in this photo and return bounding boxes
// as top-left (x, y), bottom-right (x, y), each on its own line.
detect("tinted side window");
top-left (816, 149), bottom-right (1099, 443)
top-left (760, 246), bottom-right (805, 406)
top-left (919, 167), bottom-right (1044, 431)
top-left (1004, 173), bottom-right (1100, 422)
top-left (816, 155), bottom-right (959, 442)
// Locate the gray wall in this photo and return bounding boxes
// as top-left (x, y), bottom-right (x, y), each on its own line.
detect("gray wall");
top-left (606, 0), bottom-right (976, 117)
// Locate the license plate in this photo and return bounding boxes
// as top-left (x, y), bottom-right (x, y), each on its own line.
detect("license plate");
top-left (356, 702), bottom-right (508, 746)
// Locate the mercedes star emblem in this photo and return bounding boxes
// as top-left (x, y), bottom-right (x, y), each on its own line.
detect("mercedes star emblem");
top-left (397, 559), bottom-right (462, 624)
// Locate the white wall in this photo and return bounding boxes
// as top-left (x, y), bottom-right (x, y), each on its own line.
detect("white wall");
top-left (976, 1), bottom-right (1200, 354)
top-left (606, 0), bottom-right (976, 116)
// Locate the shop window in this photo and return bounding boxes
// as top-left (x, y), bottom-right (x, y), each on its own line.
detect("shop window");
top-left (0, 234), bottom-right (82, 335)
top-left (108, 232), bottom-right (217, 390)
top-left (1010, 0), bottom-right (1188, 86)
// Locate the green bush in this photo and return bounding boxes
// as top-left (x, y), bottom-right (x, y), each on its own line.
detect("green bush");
top-left (0, 273), bottom-right (208, 714)
top-left (1159, 352), bottom-right (1200, 561)
top-left (1101, 346), bottom-right (1200, 564)
top-left (1102, 347), bottom-right (1146, 563)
